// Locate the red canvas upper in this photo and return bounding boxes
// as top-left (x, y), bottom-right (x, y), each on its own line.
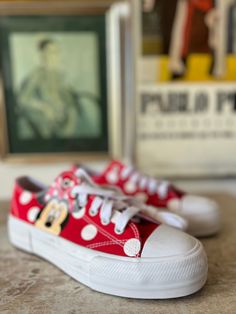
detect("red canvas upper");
top-left (11, 170), bottom-right (158, 258)
top-left (84, 160), bottom-right (185, 208)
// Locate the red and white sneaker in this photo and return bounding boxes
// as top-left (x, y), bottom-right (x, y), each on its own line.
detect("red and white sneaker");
top-left (9, 169), bottom-right (208, 299)
top-left (73, 161), bottom-right (221, 237)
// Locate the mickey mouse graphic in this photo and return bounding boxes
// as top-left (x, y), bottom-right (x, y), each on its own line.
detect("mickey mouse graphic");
top-left (35, 199), bottom-right (69, 236)
top-left (33, 173), bottom-right (79, 235)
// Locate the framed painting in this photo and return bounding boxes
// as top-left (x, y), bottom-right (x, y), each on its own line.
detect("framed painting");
top-left (0, 0), bottom-right (131, 162)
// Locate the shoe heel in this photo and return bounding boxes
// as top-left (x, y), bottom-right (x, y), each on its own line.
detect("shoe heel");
top-left (8, 215), bottom-right (33, 253)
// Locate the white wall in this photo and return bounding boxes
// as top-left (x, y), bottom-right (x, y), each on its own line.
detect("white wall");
top-left (0, 162), bottom-right (68, 200)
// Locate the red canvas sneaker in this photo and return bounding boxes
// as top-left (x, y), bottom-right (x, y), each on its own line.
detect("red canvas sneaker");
top-left (9, 169), bottom-right (208, 299)
top-left (73, 161), bottom-right (221, 237)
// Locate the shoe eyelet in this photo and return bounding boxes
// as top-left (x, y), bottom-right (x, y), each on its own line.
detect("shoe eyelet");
top-left (101, 218), bottom-right (110, 226)
top-left (89, 209), bottom-right (97, 217)
top-left (114, 227), bottom-right (124, 235)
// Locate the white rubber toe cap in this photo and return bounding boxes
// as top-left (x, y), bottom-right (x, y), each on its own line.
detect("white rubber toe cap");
top-left (141, 224), bottom-right (198, 258)
top-left (181, 195), bottom-right (218, 216)
top-left (168, 195), bottom-right (221, 237)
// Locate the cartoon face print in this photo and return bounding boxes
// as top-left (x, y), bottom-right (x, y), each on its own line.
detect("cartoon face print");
top-left (35, 199), bottom-right (69, 235)
top-left (45, 173), bottom-right (80, 212)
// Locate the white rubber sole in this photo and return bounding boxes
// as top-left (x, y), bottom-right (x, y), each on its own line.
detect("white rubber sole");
top-left (8, 215), bottom-right (208, 299)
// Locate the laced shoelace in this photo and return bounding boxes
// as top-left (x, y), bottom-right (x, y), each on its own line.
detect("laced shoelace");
top-left (72, 169), bottom-right (187, 232)
top-left (120, 166), bottom-right (170, 198)
top-left (72, 169), bottom-right (141, 234)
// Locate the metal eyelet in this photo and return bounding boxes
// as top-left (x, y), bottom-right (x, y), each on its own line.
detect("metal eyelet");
top-left (89, 209), bottom-right (97, 217)
top-left (114, 227), bottom-right (124, 235)
top-left (101, 218), bottom-right (110, 226)
top-left (62, 178), bottom-right (73, 189)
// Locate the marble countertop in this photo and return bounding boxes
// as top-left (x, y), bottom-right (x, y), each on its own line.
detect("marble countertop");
top-left (1, 193), bottom-right (236, 313)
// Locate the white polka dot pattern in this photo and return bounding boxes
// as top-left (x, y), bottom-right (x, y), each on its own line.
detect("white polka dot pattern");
top-left (81, 224), bottom-right (98, 241)
top-left (124, 181), bottom-right (137, 193)
top-left (123, 238), bottom-right (141, 257)
top-left (106, 167), bottom-right (119, 184)
top-left (27, 207), bottom-right (40, 222)
top-left (19, 191), bottom-right (32, 205)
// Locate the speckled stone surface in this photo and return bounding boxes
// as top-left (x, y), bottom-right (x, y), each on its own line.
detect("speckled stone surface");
top-left (1, 193), bottom-right (236, 314)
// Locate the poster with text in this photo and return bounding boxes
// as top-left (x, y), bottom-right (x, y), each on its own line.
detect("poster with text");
top-left (138, 0), bottom-right (236, 176)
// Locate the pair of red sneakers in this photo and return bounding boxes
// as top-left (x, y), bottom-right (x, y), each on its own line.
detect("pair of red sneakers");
top-left (9, 160), bottom-right (220, 299)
